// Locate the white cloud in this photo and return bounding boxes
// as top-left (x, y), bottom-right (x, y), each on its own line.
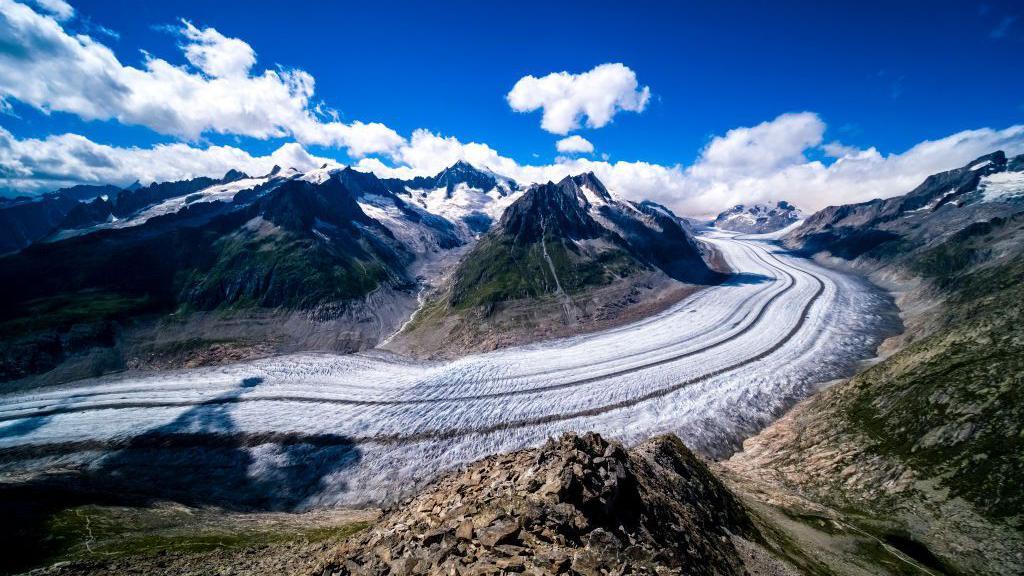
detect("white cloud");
top-left (507, 63), bottom-right (650, 135)
top-left (0, 0), bottom-right (404, 156)
top-left (691, 112), bottom-right (825, 178)
top-left (0, 126), bottom-right (337, 195)
top-left (178, 19), bottom-right (255, 78)
top-left (555, 135), bottom-right (594, 154)
top-left (676, 116), bottom-right (1024, 217)
top-left (25, 0), bottom-right (70, 20)
top-left (1, 6), bottom-right (1020, 220)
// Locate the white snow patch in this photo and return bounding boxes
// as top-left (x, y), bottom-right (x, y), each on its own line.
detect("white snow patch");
top-left (110, 176), bottom-right (272, 229)
top-left (979, 171), bottom-right (1024, 203)
top-left (579, 184), bottom-right (607, 207)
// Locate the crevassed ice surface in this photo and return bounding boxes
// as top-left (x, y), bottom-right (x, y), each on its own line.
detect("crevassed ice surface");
top-left (0, 233), bottom-right (896, 509)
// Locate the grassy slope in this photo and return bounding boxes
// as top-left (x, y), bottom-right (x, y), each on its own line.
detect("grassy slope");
top-left (2, 499), bottom-right (373, 575)
top-left (841, 224), bottom-right (1024, 521)
top-left (184, 223), bottom-right (390, 310)
top-left (447, 230), bottom-right (643, 310)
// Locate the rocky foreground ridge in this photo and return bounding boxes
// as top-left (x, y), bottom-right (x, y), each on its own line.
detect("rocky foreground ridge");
top-left (314, 433), bottom-right (792, 576)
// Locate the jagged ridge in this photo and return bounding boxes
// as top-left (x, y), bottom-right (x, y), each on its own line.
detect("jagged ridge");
top-left (316, 432), bottom-right (766, 575)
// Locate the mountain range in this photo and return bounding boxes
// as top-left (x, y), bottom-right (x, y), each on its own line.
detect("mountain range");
top-left (1, 150), bottom-right (1023, 575)
top-left (0, 162), bottom-right (717, 386)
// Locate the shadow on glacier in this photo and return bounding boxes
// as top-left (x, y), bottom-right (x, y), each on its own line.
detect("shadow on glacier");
top-left (0, 376), bottom-right (363, 573)
top-left (0, 416), bottom-right (51, 439)
top-left (88, 376), bottom-right (362, 511)
top-left (722, 271), bottom-right (772, 285)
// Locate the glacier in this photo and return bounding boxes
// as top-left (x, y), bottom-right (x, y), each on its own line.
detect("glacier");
top-left (0, 232), bottom-right (897, 509)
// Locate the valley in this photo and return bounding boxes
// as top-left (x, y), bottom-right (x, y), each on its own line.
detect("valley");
top-left (1, 153), bottom-right (1021, 575)
top-left (0, 231), bottom-right (896, 512)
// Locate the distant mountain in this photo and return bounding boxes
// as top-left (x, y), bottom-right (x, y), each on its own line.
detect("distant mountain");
top-left (388, 159), bottom-right (518, 196)
top-left (713, 201), bottom-right (802, 233)
top-left (0, 162), bottom-right (719, 382)
top-left (450, 173), bottom-right (715, 308)
top-left (0, 172), bottom-right (416, 384)
top-left (390, 172), bottom-right (719, 357)
top-left (784, 150), bottom-right (1024, 259)
top-left (383, 161), bottom-right (521, 238)
top-left (0, 184), bottom-right (123, 254)
top-left (56, 172), bottom-right (252, 233)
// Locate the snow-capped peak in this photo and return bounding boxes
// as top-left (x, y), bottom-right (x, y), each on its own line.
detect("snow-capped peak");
top-left (713, 201), bottom-right (803, 233)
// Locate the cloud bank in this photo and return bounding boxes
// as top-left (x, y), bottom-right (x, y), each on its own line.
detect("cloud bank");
top-left (0, 127), bottom-right (336, 194)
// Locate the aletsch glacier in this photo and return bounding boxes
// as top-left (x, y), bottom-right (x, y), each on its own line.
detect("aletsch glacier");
top-left (0, 230), bottom-right (896, 508)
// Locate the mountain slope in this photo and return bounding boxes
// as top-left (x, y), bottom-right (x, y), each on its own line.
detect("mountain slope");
top-left (388, 173), bottom-right (720, 357)
top-left (784, 150), bottom-right (1022, 260)
top-left (713, 201), bottom-right (802, 234)
top-left (0, 174), bottom-right (417, 387)
top-left (722, 151), bottom-right (1024, 575)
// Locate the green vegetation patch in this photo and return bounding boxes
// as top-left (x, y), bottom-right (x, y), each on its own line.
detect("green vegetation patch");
top-left (41, 504), bottom-right (370, 565)
top-left (0, 290), bottom-right (153, 337)
top-left (448, 232), bottom-right (644, 309)
top-left (841, 251), bottom-right (1024, 521)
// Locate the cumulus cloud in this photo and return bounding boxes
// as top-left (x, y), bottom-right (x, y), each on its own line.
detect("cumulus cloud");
top-left (676, 115), bottom-right (1024, 216)
top-left (178, 20), bottom-right (255, 78)
top-left (507, 63), bottom-right (650, 134)
top-left (0, 126), bottom-right (337, 195)
top-left (2, 5), bottom-right (1021, 219)
top-left (0, 0), bottom-right (403, 156)
top-left (555, 135), bottom-right (594, 154)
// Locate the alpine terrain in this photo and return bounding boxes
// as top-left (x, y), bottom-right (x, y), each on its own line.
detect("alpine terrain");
top-left (388, 173), bottom-right (723, 357)
top-left (713, 201), bottom-right (803, 234)
top-left (1, 149), bottom-right (1022, 575)
top-left (723, 151), bottom-right (1024, 575)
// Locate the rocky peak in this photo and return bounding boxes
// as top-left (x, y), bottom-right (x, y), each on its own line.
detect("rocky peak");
top-left (257, 176), bottom-right (376, 233)
top-left (891, 150), bottom-right (1020, 213)
top-left (571, 172), bottom-right (613, 204)
top-left (499, 178), bottom-right (606, 245)
top-left (432, 161), bottom-right (517, 195)
top-left (336, 166), bottom-right (395, 198)
top-left (222, 169), bottom-right (248, 183)
top-left (314, 432), bottom-right (760, 575)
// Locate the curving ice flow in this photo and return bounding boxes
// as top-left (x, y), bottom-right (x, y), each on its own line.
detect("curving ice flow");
top-left (0, 232), bottom-right (896, 508)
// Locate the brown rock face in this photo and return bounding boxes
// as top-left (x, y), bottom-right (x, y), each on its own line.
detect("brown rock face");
top-left (314, 432), bottom-right (760, 575)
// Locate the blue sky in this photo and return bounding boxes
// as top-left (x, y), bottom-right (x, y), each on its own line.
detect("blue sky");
top-left (1, 0), bottom-right (1023, 214)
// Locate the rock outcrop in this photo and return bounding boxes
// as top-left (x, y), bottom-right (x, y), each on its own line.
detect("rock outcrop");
top-left (315, 432), bottom-right (778, 576)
